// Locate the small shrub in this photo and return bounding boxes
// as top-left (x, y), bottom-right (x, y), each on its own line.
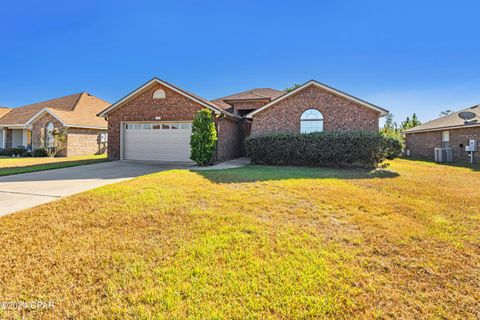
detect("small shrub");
top-left (21, 151), bottom-right (32, 157)
top-left (32, 148), bottom-right (49, 157)
top-left (190, 109), bottom-right (217, 166)
top-left (0, 147), bottom-right (27, 156)
top-left (245, 131), bottom-right (403, 167)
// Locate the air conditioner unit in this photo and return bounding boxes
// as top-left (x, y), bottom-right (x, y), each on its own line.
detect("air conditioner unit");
top-left (434, 148), bottom-right (453, 163)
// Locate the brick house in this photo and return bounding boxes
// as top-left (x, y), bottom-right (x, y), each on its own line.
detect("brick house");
top-left (404, 105), bottom-right (480, 163)
top-left (0, 93), bottom-right (110, 156)
top-left (99, 78), bottom-right (388, 162)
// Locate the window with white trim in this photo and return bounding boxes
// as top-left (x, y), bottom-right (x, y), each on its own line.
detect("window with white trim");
top-left (125, 122), bottom-right (191, 130)
top-left (45, 122), bottom-right (55, 148)
top-left (300, 109), bottom-right (323, 133)
top-left (153, 89), bottom-right (166, 99)
top-left (441, 130), bottom-right (450, 148)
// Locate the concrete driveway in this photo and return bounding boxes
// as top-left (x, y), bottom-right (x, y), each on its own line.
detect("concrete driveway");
top-left (0, 161), bottom-right (191, 216)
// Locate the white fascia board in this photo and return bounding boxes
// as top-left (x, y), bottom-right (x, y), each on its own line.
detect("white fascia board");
top-left (25, 108), bottom-right (66, 126)
top-left (246, 80), bottom-right (389, 118)
top-left (0, 124), bottom-right (28, 129)
top-left (64, 124), bottom-right (107, 130)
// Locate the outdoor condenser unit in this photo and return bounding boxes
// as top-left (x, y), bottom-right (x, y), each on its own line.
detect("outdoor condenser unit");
top-left (434, 148), bottom-right (453, 163)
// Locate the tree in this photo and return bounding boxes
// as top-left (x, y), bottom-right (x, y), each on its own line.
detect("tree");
top-left (284, 84), bottom-right (301, 92)
top-left (190, 108), bottom-right (217, 166)
top-left (400, 113), bottom-right (422, 130)
top-left (381, 113), bottom-right (398, 134)
top-left (39, 127), bottom-right (68, 157)
top-left (439, 109), bottom-right (454, 117)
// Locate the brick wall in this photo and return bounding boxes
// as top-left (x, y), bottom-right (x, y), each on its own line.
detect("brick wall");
top-left (229, 100), bottom-right (270, 111)
top-left (405, 127), bottom-right (480, 162)
top-left (216, 117), bottom-right (243, 161)
top-left (67, 128), bottom-right (107, 157)
top-left (32, 113), bottom-right (67, 157)
top-left (32, 113), bottom-right (106, 157)
top-left (106, 82), bottom-right (242, 161)
top-left (250, 85), bottom-right (380, 135)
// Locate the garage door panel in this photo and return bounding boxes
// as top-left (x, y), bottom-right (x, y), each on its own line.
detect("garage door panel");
top-left (123, 122), bottom-right (193, 162)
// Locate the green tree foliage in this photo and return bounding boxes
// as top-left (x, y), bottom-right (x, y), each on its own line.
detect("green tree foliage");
top-left (381, 113), bottom-right (398, 134)
top-left (400, 113), bottom-right (421, 130)
top-left (284, 84), bottom-right (301, 93)
top-left (190, 109), bottom-right (217, 166)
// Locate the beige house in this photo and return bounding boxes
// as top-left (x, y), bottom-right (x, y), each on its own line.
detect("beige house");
top-left (0, 93), bottom-right (110, 156)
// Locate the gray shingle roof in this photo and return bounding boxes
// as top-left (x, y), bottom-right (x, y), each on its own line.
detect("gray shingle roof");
top-left (212, 88), bottom-right (284, 110)
top-left (404, 105), bottom-right (480, 133)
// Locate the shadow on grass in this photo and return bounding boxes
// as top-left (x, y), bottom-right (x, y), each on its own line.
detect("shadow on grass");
top-left (196, 164), bottom-right (399, 184)
top-left (403, 157), bottom-right (480, 172)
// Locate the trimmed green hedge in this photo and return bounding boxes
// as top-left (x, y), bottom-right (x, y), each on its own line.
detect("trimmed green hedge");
top-left (245, 131), bottom-right (403, 167)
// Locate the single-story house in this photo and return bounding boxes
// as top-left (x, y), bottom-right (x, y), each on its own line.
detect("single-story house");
top-left (98, 78), bottom-right (388, 162)
top-left (404, 105), bottom-right (479, 162)
top-left (0, 92), bottom-right (110, 156)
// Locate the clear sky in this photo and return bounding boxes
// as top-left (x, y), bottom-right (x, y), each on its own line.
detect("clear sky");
top-left (1, 0), bottom-right (479, 125)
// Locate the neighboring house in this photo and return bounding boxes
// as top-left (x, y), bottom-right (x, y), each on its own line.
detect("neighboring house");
top-left (0, 93), bottom-right (110, 156)
top-left (98, 78), bottom-right (388, 162)
top-left (404, 105), bottom-right (480, 162)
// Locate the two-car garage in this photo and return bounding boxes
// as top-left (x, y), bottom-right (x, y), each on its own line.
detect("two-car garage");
top-left (122, 122), bottom-right (192, 162)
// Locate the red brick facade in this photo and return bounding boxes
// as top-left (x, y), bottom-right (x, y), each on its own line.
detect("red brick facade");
top-left (229, 100), bottom-right (270, 111)
top-left (216, 117), bottom-right (243, 161)
top-left (32, 113), bottom-right (106, 157)
top-left (405, 127), bottom-right (480, 162)
top-left (105, 82), bottom-right (241, 161)
top-left (67, 128), bottom-right (107, 156)
top-left (32, 113), bottom-right (67, 156)
top-left (250, 85), bottom-right (380, 135)
top-left (103, 80), bottom-right (384, 163)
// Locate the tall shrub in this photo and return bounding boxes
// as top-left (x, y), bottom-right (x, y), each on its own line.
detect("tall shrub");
top-left (246, 131), bottom-right (403, 167)
top-left (190, 109), bottom-right (217, 166)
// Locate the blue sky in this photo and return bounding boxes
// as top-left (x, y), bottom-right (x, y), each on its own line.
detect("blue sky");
top-left (1, 0), bottom-right (479, 125)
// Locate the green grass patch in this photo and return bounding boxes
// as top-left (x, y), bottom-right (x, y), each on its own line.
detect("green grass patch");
top-left (0, 154), bottom-right (107, 176)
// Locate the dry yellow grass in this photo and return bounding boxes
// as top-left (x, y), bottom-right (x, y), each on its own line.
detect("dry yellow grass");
top-left (0, 159), bottom-right (478, 319)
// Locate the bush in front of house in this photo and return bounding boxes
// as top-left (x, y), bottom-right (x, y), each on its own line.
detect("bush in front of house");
top-left (245, 131), bottom-right (403, 167)
top-left (32, 148), bottom-right (49, 157)
top-left (190, 108), bottom-right (217, 166)
top-left (379, 130), bottom-right (404, 160)
top-left (0, 146), bottom-right (27, 156)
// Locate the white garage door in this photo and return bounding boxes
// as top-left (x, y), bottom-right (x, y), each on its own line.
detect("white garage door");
top-left (123, 122), bottom-right (193, 162)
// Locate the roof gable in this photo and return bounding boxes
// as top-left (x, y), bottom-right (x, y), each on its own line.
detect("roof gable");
top-left (98, 78), bottom-right (241, 119)
top-left (212, 88), bottom-right (284, 110)
top-left (246, 80), bottom-right (389, 118)
top-left (0, 93), bottom-right (109, 129)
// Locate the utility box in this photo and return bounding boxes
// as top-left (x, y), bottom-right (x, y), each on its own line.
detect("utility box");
top-left (466, 139), bottom-right (478, 152)
top-left (434, 148), bottom-right (453, 163)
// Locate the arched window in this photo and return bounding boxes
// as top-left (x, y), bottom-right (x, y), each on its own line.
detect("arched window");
top-left (153, 89), bottom-right (166, 99)
top-left (300, 109), bottom-right (323, 133)
top-left (45, 122), bottom-right (55, 148)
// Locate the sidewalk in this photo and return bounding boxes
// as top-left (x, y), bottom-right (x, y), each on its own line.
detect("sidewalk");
top-left (191, 157), bottom-right (250, 171)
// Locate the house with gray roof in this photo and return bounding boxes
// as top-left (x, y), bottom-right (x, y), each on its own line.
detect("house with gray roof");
top-left (404, 105), bottom-right (479, 162)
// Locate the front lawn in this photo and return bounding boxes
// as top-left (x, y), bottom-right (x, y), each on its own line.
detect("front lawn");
top-left (0, 159), bottom-right (478, 319)
top-left (0, 154), bottom-right (108, 176)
